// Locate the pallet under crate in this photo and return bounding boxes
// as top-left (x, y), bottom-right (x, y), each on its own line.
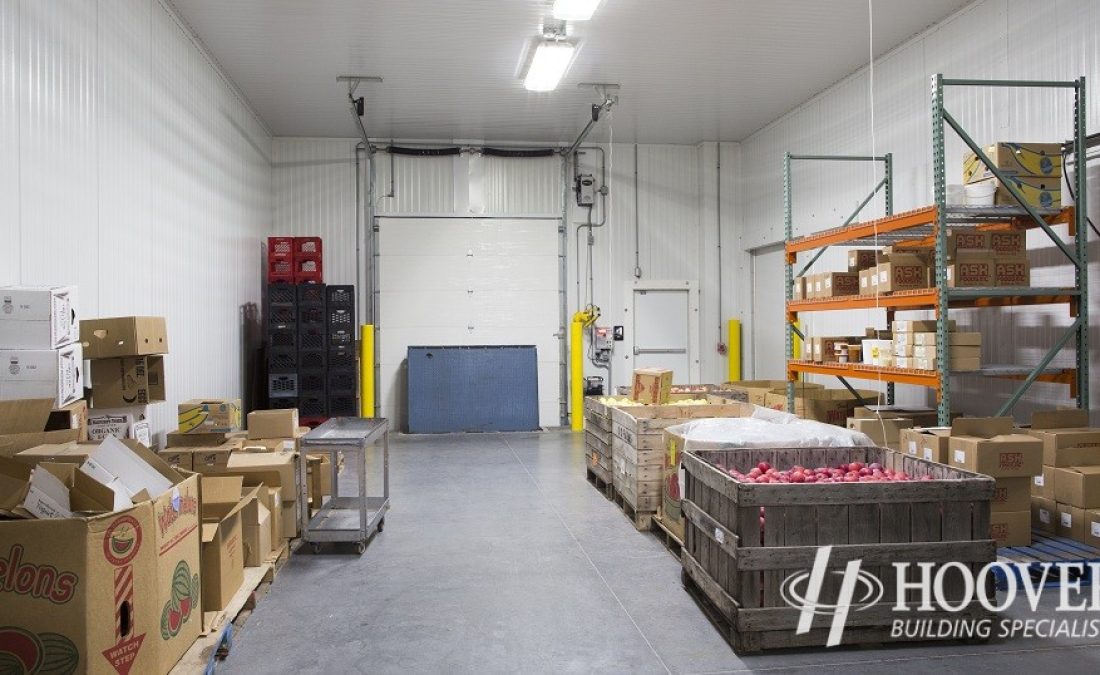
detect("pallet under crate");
top-left (680, 446), bottom-right (997, 654)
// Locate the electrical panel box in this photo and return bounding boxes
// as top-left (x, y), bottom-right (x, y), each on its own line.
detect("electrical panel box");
top-left (576, 174), bottom-right (596, 207)
top-left (593, 326), bottom-right (612, 351)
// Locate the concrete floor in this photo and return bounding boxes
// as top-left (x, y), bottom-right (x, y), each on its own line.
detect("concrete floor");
top-left (222, 431), bottom-right (1100, 674)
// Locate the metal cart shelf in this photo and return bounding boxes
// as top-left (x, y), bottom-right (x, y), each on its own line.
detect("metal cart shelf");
top-left (299, 417), bottom-right (390, 554)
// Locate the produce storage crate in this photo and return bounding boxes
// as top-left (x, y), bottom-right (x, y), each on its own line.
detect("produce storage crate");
top-left (268, 374), bottom-right (299, 399)
top-left (327, 306), bottom-right (355, 331)
top-left (294, 254), bottom-right (323, 284)
top-left (297, 283), bottom-right (327, 306)
top-left (326, 285), bottom-right (354, 307)
top-left (298, 325), bottom-right (327, 351)
top-left (680, 446), bottom-right (996, 654)
top-left (267, 347), bottom-right (298, 374)
top-left (267, 236), bottom-right (295, 259)
top-left (298, 349), bottom-right (326, 371)
top-left (267, 304), bottom-right (297, 328)
top-left (267, 257), bottom-right (294, 283)
top-left (269, 397), bottom-right (298, 410)
top-left (294, 236), bottom-right (322, 256)
top-left (328, 368), bottom-right (358, 394)
top-left (267, 283), bottom-right (298, 306)
top-left (328, 327), bottom-right (354, 348)
top-left (297, 369), bottom-right (326, 394)
top-left (328, 395), bottom-right (358, 417)
top-left (267, 328), bottom-right (297, 350)
top-left (298, 305), bottom-right (326, 326)
top-left (585, 429), bottom-right (612, 486)
top-left (609, 401), bottom-right (748, 529)
top-left (328, 346), bottom-right (357, 369)
top-left (299, 395), bottom-right (326, 418)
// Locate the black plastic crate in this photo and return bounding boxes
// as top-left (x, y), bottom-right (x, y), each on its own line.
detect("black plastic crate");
top-left (268, 373), bottom-right (298, 398)
top-left (267, 283), bottom-right (297, 306)
top-left (298, 369), bottom-right (326, 393)
top-left (267, 347), bottom-right (298, 373)
top-left (328, 328), bottom-right (354, 348)
top-left (328, 369), bottom-right (358, 394)
top-left (327, 306), bottom-right (355, 331)
top-left (327, 395), bottom-right (358, 417)
top-left (268, 397), bottom-right (298, 410)
top-left (326, 285), bottom-right (354, 307)
top-left (297, 283), bottom-right (327, 306)
top-left (267, 305), bottom-right (297, 327)
top-left (298, 325), bottom-right (327, 351)
top-left (298, 305), bottom-right (326, 326)
top-left (328, 346), bottom-right (357, 369)
top-left (299, 395), bottom-right (327, 418)
top-left (298, 349), bottom-right (327, 370)
top-left (268, 328), bottom-right (297, 350)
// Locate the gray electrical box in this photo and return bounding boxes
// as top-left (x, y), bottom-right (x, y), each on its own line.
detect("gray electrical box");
top-left (576, 173), bottom-right (596, 207)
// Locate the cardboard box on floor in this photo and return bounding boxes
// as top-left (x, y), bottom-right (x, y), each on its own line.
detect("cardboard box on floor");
top-left (166, 431), bottom-right (228, 448)
top-left (900, 427), bottom-right (951, 463)
top-left (163, 440), bottom-right (240, 473)
top-left (0, 442), bottom-right (201, 675)
top-left (200, 476), bottom-right (251, 612)
top-left (1056, 502), bottom-right (1087, 542)
top-left (80, 316), bottom-right (168, 360)
top-left (90, 356), bottom-right (165, 408)
top-left (947, 417), bottom-right (1042, 477)
top-left (1054, 465), bottom-right (1100, 509)
top-left (0, 285), bottom-right (80, 349)
top-left (1031, 495), bottom-right (1057, 535)
top-left (1032, 465), bottom-right (1055, 499)
top-left (178, 399), bottom-right (242, 434)
top-left (87, 406), bottom-right (151, 448)
top-left (1086, 508), bottom-right (1100, 549)
top-left (0, 398), bottom-right (82, 459)
top-left (201, 451), bottom-right (300, 539)
top-left (847, 417), bottom-right (913, 450)
top-left (0, 344), bottom-right (84, 408)
top-left (47, 399), bottom-right (89, 442)
top-left (247, 409), bottom-right (299, 440)
top-left (992, 477), bottom-right (1031, 512)
top-left (240, 487), bottom-right (272, 567)
top-left (631, 369), bottom-right (673, 405)
top-left (1023, 410), bottom-right (1100, 467)
top-left (990, 510), bottom-right (1031, 548)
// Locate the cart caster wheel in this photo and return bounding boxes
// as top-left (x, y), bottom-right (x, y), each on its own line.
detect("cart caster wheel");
top-left (311, 543), bottom-right (323, 554)
top-left (378, 518), bottom-right (385, 532)
top-left (354, 542), bottom-right (366, 555)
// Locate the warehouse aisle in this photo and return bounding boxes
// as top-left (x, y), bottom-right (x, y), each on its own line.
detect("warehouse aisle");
top-left (222, 431), bottom-right (1100, 674)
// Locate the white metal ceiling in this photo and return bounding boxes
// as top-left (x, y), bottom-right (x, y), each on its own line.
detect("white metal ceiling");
top-left (170, 0), bottom-right (972, 144)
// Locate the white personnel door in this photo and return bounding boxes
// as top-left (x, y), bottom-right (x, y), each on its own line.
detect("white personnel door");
top-left (632, 288), bottom-right (692, 383)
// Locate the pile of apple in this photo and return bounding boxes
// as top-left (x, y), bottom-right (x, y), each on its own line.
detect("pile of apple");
top-left (728, 461), bottom-right (934, 484)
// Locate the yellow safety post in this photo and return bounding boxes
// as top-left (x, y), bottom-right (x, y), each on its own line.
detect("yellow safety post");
top-left (791, 320), bottom-right (802, 380)
top-left (727, 319), bottom-right (741, 382)
top-left (360, 324), bottom-right (374, 418)
top-left (570, 309), bottom-right (598, 431)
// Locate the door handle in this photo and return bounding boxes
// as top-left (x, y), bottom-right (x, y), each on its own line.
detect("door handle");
top-left (633, 347), bottom-right (688, 355)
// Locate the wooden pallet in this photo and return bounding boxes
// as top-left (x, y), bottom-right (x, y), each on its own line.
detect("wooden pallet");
top-left (586, 466), bottom-right (613, 498)
top-left (651, 513), bottom-right (683, 560)
top-left (995, 530), bottom-right (1100, 589)
top-left (612, 488), bottom-right (653, 531)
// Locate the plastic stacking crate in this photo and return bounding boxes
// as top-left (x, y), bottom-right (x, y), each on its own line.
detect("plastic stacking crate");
top-left (294, 236), bottom-right (322, 256)
top-left (267, 257), bottom-right (295, 284)
top-left (267, 304), bottom-right (297, 328)
top-left (327, 306), bottom-right (355, 332)
top-left (294, 255), bottom-right (323, 284)
top-left (297, 283), bottom-right (327, 306)
top-left (268, 236), bottom-right (295, 259)
top-left (328, 346), bottom-right (357, 369)
top-left (267, 328), bottom-right (297, 351)
top-left (298, 305), bottom-right (326, 327)
top-left (328, 369), bottom-right (358, 394)
top-left (298, 349), bottom-right (326, 371)
top-left (297, 369), bottom-right (326, 395)
top-left (269, 397), bottom-right (298, 410)
top-left (268, 374), bottom-right (298, 399)
top-left (328, 327), bottom-right (354, 348)
top-left (326, 285), bottom-right (354, 307)
top-left (328, 395), bottom-right (358, 417)
top-left (299, 395), bottom-right (327, 418)
top-left (267, 283), bottom-right (297, 306)
top-left (267, 347), bottom-right (298, 374)
top-left (298, 325), bottom-right (327, 351)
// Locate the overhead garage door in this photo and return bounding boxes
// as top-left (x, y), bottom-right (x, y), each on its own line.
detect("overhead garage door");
top-left (377, 217), bottom-right (561, 429)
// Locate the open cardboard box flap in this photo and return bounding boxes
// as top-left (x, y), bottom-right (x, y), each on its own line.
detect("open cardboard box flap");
top-left (0, 398), bottom-right (55, 435)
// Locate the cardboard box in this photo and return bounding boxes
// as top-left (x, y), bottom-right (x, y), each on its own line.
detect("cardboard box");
top-left (87, 406), bottom-right (151, 448)
top-left (240, 488), bottom-right (272, 567)
top-left (792, 276), bottom-right (805, 300)
top-left (946, 230), bottom-right (991, 259)
top-left (0, 285), bottom-right (79, 349)
top-left (716, 380), bottom-right (821, 406)
top-left (913, 331), bottom-right (980, 347)
top-left (913, 427), bottom-right (951, 463)
top-left (260, 487), bottom-right (283, 546)
top-left (989, 230), bottom-right (1026, 256)
top-left (813, 336), bottom-right (859, 364)
top-left (1032, 465), bottom-right (1055, 499)
top-left (631, 369), bottom-right (673, 405)
top-left (972, 175), bottom-right (1061, 209)
top-left (80, 316), bottom-right (168, 359)
top-left (166, 431), bottom-right (228, 448)
top-left (46, 399), bottom-right (89, 442)
top-left (992, 477), bottom-right (1032, 512)
top-left (213, 451), bottom-right (299, 503)
top-left (0, 443), bottom-right (200, 675)
top-left (0, 344), bottom-right (84, 408)
top-left (1086, 508), bottom-right (1100, 549)
top-left (821, 272), bottom-right (860, 298)
top-left (178, 399), bottom-right (242, 434)
top-left (0, 399), bottom-right (81, 459)
top-left (894, 343), bottom-right (915, 357)
top-left (1056, 503), bottom-right (1086, 542)
top-left (1031, 495), bottom-right (1057, 535)
top-left (963, 142), bottom-right (1062, 183)
top-left (877, 257), bottom-right (927, 293)
top-left (200, 476), bottom-right (248, 612)
top-left (847, 249), bottom-right (883, 272)
top-left (1054, 465), bottom-right (1100, 509)
top-left (184, 442), bottom-right (238, 473)
top-left (994, 257), bottom-right (1030, 287)
top-left (892, 319), bottom-right (958, 334)
top-left (810, 273), bottom-right (825, 299)
top-left (90, 356), bottom-right (165, 408)
top-left (763, 388), bottom-right (879, 426)
top-left (1025, 410), bottom-right (1100, 467)
top-left (280, 499), bottom-right (300, 539)
top-left (855, 405), bottom-right (938, 427)
top-left (247, 409), bottom-right (299, 440)
top-left (947, 417), bottom-right (1043, 477)
top-left (306, 453), bottom-right (332, 506)
top-left (948, 256), bottom-right (995, 287)
top-left (847, 417), bottom-right (913, 449)
top-left (990, 510), bottom-right (1031, 547)
top-left (16, 442), bottom-right (95, 465)
top-left (859, 267), bottom-right (880, 296)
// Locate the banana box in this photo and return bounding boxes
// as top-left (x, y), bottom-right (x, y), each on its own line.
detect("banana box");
top-left (177, 399), bottom-right (242, 434)
top-left (963, 142), bottom-right (1062, 183)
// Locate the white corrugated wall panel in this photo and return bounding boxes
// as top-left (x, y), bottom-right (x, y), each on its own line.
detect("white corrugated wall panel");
top-left (479, 154), bottom-right (562, 217)
top-left (2, 0), bottom-right (272, 441)
top-left (736, 0), bottom-right (1100, 422)
top-left (374, 152), bottom-right (455, 215)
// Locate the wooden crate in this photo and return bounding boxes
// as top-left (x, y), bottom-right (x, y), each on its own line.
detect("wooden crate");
top-left (610, 401), bottom-right (750, 528)
top-left (585, 429), bottom-right (612, 486)
top-left (681, 446), bottom-right (996, 654)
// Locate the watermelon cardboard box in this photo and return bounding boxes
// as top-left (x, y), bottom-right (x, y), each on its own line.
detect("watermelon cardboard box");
top-left (0, 438), bottom-right (201, 675)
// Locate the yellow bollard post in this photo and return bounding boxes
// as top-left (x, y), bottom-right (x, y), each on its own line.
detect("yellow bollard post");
top-left (727, 319), bottom-right (741, 382)
top-left (360, 324), bottom-right (374, 418)
top-left (791, 320), bottom-right (802, 380)
top-left (570, 314), bottom-right (584, 431)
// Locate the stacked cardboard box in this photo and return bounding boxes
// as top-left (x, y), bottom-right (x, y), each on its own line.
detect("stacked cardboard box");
top-left (82, 318), bottom-right (169, 449)
top-left (1023, 410), bottom-right (1100, 544)
top-left (763, 387), bottom-right (878, 426)
top-left (631, 368), bottom-right (673, 405)
top-left (890, 319), bottom-right (981, 372)
top-left (963, 142), bottom-right (1062, 209)
top-left (948, 417), bottom-right (1042, 547)
top-left (944, 229), bottom-right (1030, 289)
top-left (0, 436), bottom-right (201, 673)
top-left (0, 287), bottom-right (83, 411)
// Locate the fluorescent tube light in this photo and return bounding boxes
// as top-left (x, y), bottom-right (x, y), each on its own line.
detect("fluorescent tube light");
top-left (553, 0), bottom-right (601, 21)
top-left (524, 41), bottom-right (576, 92)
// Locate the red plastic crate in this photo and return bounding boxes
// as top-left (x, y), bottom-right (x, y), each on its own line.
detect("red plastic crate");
top-left (268, 257), bottom-right (294, 277)
top-left (294, 254), bottom-right (323, 284)
top-left (294, 236), bottom-right (322, 256)
top-left (268, 236), bottom-right (295, 258)
top-left (299, 415), bottom-right (329, 429)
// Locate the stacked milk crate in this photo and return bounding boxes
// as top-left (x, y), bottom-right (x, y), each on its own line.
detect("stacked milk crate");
top-left (0, 286), bottom-right (83, 412)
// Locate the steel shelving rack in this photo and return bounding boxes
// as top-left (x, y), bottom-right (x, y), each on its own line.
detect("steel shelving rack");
top-left (785, 75), bottom-right (1088, 426)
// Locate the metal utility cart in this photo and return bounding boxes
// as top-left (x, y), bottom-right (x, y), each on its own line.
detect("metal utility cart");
top-left (299, 417), bottom-right (390, 554)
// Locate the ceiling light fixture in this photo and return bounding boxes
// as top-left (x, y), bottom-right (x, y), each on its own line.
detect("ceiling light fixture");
top-left (524, 40), bottom-right (576, 92)
top-left (553, 0), bottom-right (602, 21)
